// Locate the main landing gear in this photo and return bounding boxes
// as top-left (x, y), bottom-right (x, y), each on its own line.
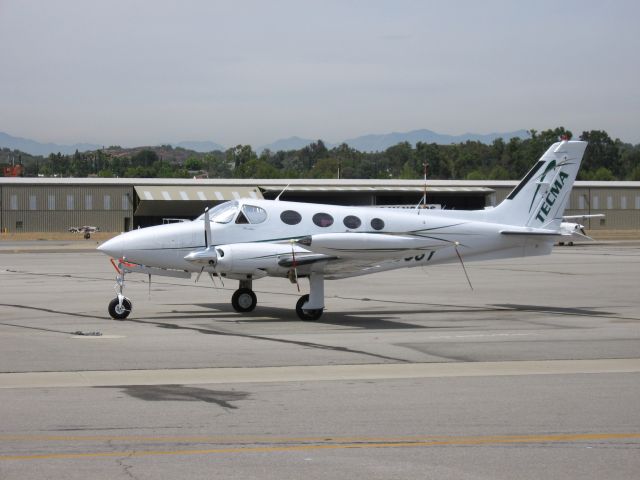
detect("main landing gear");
top-left (230, 274), bottom-right (325, 320)
top-left (231, 280), bottom-right (257, 313)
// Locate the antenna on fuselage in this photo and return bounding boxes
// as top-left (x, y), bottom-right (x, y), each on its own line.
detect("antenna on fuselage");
top-left (415, 161), bottom-right (430, 213)
top-left (275, 183), bottom-right (291, 201)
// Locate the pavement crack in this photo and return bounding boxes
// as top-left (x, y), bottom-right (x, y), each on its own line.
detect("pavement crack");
top-left (128, 318), bottom-right (410, 363)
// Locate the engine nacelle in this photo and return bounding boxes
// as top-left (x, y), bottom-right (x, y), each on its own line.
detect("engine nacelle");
top-left (214, 243), bottom-right (292, 275)
top-left (184, 247), bottom-right (218, 264)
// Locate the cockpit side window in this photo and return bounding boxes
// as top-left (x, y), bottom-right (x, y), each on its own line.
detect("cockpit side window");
top-left (242, 204), bottom-right (267, 224)
top-left (235, 211), bottom-right (249, 224)
top-left (201, 201), bottom-right (239, 224)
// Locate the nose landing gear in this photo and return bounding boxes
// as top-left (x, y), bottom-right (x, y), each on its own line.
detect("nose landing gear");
top-left (107, 259), bottom-right (132, 320)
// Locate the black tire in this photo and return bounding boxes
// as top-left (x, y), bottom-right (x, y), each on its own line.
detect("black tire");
top-left (295, 294), bottom-right (323, 321)
top-left (231, 288), bottom-right (257, 313)
top-left (108, 297), bottom-right (132, 320)
top-left (84, 232), bottom-right (91, 239)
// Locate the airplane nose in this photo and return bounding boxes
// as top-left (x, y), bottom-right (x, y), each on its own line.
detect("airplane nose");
top-left (97, 236), bottom-right (123, 258)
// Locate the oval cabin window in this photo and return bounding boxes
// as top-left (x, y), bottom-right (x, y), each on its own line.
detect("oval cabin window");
top-left (312, 213), bottom-right (334, 228)
top-left (343, 215), bottom-right (361, 229)
top-left (280, 210), bottom-right (302, 225)
top-left (371, 218), bottom-right (385, 230)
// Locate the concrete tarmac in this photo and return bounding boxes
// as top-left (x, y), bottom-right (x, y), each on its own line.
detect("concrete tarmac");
top-left (1, 241), bottom-right (639, 479)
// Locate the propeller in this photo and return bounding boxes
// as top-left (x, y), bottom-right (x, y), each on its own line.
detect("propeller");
top-left (289, 239), bottom-right (300, 292)
top-left (191, 206), bottom-right (224, 287)
top-left (454, 241), bottom-right (473, 291)
top-left (204, 206), bottom-right (212, 248)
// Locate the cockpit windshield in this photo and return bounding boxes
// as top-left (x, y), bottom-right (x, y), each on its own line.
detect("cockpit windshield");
top-left (195, 201), bottom-right (239, 224)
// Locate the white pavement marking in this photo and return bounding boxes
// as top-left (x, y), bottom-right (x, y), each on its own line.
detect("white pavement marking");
top-left (1, 358), bottom-right (639, 390)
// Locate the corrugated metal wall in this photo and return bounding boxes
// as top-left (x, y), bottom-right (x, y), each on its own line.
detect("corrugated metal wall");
top-left (565, 187), bottom-right (640, 230)
top-left (1, 182), bottom-right (639, 232)
top-left (1, 185), bottom-right (134, 232)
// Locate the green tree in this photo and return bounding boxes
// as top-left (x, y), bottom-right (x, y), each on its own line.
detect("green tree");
top-left (579, 130), bottom-right (620, 179)
top-left (184, 157), bottom-right (203, 171)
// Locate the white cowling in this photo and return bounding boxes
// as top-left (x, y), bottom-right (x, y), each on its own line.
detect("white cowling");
top-left (214, 243), bottom-right (292, 275)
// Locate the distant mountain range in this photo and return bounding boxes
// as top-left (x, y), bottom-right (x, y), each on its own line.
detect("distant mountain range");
top-left (0, 131), bottom-right (101, 156)
top-left (258, 129), bottom-right (530, 153)
top-left (0, 129), bottom-right (530, 156)
top-left (341, 129), bottom-right (530, 152)
top-left (172, 140), bottom-right (225, 152)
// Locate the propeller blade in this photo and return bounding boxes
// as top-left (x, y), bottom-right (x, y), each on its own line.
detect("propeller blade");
top-left (204, 207), bottom-right (212, 248)
top-left (290, 239), bottom-right (300, 292)
top-left (212, 265), bottom-right (224, 287)
top-left (195, 266), bottom-right (204, 283)
top-left (454, 241), bottom-right (473, 291)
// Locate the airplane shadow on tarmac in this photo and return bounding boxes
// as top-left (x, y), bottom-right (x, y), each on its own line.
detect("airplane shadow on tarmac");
top-left (151, 302), bottom-right (493, 330)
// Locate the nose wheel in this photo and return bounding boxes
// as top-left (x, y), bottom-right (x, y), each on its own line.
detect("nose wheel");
top-left (108, 296), bottom-right (132, 320)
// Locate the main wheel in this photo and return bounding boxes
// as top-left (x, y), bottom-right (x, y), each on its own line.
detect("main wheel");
top-left (231, 288), bottom-right (257, 313)
top-left (108, 297), bottom-right (132, 320)
top-left (295, 294), bottom-right (323, 321)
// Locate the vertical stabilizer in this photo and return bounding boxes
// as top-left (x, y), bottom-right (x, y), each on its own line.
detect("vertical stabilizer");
top-left (487, 140), bottom-right (587, 229)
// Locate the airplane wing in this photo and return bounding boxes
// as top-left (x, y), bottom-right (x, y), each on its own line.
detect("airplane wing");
top-left (292, 232), bottom-right (453, 279)
top-left (296, 232), bottom-right (450, 257)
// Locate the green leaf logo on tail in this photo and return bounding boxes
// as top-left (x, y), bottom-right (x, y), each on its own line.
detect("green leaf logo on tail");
top-left (528, 160), bottom-right (556, 212)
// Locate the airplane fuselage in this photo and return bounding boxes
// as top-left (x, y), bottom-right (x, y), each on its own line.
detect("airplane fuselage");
top-left (100, 198), bottom-right (547, 280)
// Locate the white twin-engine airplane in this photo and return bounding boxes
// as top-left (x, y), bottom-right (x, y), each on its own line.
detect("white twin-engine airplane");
top-left (98, 140), bottom-right (587, 321)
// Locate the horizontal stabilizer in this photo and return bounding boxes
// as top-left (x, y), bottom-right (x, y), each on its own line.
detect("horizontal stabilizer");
top-left (562, 214), bottom-right (605, 221)
top-left (500, 229), bottom-right (561, 237)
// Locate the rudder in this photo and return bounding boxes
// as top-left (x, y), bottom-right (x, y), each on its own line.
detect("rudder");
top-left (487, 140), bottom-right (587, 229)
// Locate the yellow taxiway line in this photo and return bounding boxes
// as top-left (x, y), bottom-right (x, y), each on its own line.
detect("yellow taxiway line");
top-left (1, 432), bottom-right (639, 461)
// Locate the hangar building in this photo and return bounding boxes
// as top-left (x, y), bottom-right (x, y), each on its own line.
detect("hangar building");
top-left (1, 177), bottom-right (639, 233)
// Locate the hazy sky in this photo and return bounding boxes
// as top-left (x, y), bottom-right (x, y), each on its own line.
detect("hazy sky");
top-left (1, 0), bottom-right (639, 147)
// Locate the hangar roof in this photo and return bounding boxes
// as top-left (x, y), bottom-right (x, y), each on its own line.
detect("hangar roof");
top-left (133, 185), bottom-right (263, 216)
top-left (259, 185), bottom-right (494, 194)
top-left (134, 185), bottom-right (262, 202)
